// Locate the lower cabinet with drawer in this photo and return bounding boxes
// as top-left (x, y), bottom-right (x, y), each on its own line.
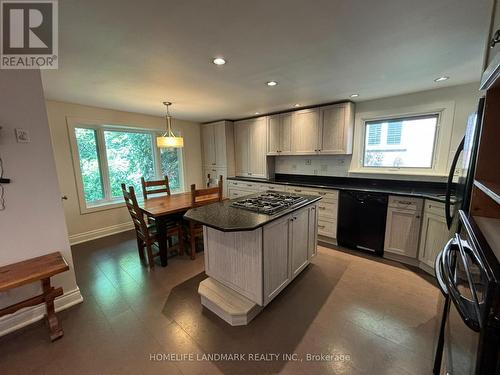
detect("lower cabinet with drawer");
top-left (384, 196), bottom-right (423, 265)
top-left (418, 200), bottom-right (451, 275)
top-left (285, 186), bottom-right (339, 243)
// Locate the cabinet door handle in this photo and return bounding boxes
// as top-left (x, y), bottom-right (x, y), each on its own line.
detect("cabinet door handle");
top-left (318, 225), bottom-right (325, 229)
top-left (294, 189), bottom-right (302, 192)
top-left (248, 173), bottom-right (252, 176)
top-left (398, 201), bottom-right (413, 205)
top-left (319, 206), bottom-right (326, 210)
top-left (247, 184), bottom-right (252, 187)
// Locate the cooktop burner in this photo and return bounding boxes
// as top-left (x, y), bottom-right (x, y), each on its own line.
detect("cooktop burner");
top-left (230, 191), bottom-right (307, 215)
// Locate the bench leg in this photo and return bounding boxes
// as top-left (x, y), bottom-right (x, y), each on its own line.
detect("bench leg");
top-left (42, 278), bottom-right (63, 341)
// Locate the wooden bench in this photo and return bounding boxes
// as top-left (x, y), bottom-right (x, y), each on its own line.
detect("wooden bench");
top-left (0, 252), bottom-right (69, 341)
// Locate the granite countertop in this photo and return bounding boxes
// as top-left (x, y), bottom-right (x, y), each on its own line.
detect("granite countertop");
top-left (184, 193), bottom-right (321, 232)
top-left (227, 174), bottom-right (452, 203)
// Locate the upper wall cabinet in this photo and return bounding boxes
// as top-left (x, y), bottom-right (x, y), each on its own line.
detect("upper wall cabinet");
top-left (269, 102), bottom-right (355, 156)
top-left (201, 121), bottom-right (235, 176)
top-left (319, 103), bottom-right (355, 154)
top-left (234, 117), bottom-right (269, 178)
top-left (290, 108), bottom-right (321, 154)
top-left (267, 113), bottom-right (292, 155)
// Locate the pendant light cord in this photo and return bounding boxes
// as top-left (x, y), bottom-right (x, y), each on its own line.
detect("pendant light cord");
top-left (163, 102), bottom-right (175, 137)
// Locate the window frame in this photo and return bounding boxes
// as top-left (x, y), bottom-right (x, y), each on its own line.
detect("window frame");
top-left (349, 101), bottom-right (455, 177)
top-left (67, 117), bottom-right (186, 214)
top-left (362, 113), bottom-right (440, 169)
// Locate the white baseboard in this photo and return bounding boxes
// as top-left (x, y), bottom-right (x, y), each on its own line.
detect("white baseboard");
top-left (0, 288), bottom-right (84, 338)
top-left (69, 222), bottom-right (134, 245)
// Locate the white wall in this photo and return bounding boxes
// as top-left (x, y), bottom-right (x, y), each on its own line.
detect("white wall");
top-left (0, 71), bottom-right (81, 335)
top-left (45, 100), bottom-right (203, 243)
top-left (275, 82), bottom-right (482, 181)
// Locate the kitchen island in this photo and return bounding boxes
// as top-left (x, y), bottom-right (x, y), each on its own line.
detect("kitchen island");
top-left (184, 192), bottom-right (321, 325)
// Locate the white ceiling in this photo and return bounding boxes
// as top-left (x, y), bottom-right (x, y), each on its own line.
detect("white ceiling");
top-left (41, 0), bottom-right (493, 122)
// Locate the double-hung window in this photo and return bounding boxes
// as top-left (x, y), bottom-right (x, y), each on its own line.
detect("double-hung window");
top-left (69, 121), bottom-right (184, 212)
top-left (363, 114), bottom-right (439, 169)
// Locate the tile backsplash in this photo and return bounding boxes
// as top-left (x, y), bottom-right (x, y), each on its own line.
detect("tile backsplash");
top-left (275, 155), bottom-right (352, 176)
top-left (274, 155), bottom-right (448, 182)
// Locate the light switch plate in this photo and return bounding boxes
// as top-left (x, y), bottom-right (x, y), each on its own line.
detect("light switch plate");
top-left (15, 128), bottom-right (30, 143)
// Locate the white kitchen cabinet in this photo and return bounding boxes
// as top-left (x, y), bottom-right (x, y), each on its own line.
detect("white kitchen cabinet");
top-left (267, 113), bottom-right (292, 155)
top-left (291, 108), bottom-right (320, 154)
top-left (234, 120), bottom-right (250, 176)
top-left (227, 180), bottom-right (261, 198)
top-left (234, 117), bottom-right (269, 178)
top-left (384, 196), bottom-right (423, 259)
top-left (201, 121), bottom-right (235, 188)
top-left (308, 205), bottom-right (318, 258)
top-left (319, 103), bottom-right (355, 154)
top-left (249, 117), bottom-right (267, 178)
top-left (289, 104), bottom-right (354, 155)
top-left (419, 200), bottom-right (450, 272)
top-left (267, 115), bottom-right (280, 155)
top-left (263, 215), bottom-right (291, 304)
top-left (201, 125), bottom-right (216, 166)
top-left (258, 182), bottom-right (285, 192)
top-left (262, 204), bottom-right (317, 304)
top-left (228, 188), bottom-right (255, 199)
top-left (285, 185), bottom-right (338, 242)
top-left (290, 207), bottom-right (310, 278)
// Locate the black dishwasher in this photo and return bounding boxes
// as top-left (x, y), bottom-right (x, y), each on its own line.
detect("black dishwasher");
top-left (337, 190), bottom-right (388, 255)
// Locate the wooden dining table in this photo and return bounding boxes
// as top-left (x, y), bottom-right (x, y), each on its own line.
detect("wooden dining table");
top-left (137, 192), bottom-right (220, 266)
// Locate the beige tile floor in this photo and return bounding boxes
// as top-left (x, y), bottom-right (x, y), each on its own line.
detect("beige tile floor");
top-left (0, 231), bottom-right (442, 374)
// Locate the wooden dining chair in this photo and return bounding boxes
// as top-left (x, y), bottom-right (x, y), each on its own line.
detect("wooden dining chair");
top-left (186, 176), bottom-right (223, 260)
top-left (121, 184), bottom-right (182, 268)
top-left (141, 176), bottom-right (171, 199)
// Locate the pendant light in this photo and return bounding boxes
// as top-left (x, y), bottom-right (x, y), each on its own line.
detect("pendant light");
top-left (156, 101), bottom-right (184, 148)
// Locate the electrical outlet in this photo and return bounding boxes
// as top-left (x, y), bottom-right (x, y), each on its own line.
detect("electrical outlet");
top-left (321, 165), bottom-right (328, 172)
top-left (305, 159), bottom-right (312, 166)
top-left (291, 164), bottom-right (297, 170)
top-left (338, 159), bottom-right (345, 165)
top-left (15, 128), bottom-right (30, 143)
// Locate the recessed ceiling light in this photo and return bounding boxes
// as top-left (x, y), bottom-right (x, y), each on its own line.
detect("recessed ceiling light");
top-left (293, 104), bottom-right (301, 107)
top-left (255, 112), bottom-right (260, 115)
top-left (266, 81), bottom-right (278, 87)
top-left (350, 94), bottom-right (359, 98)
top-left (434, 76), bottom-right (449, 82)
top-left (213, 57), bottom-right (226, 65)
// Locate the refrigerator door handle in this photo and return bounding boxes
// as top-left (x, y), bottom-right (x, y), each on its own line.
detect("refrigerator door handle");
top-left (445, 137), bottom-right (464, 229)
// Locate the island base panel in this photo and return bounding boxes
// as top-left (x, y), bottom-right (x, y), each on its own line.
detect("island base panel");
top-left (198, 278), bottom-right (263, 326)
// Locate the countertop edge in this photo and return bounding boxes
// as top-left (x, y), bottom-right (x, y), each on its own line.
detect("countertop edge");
top-left (184, 196), bottom-right (321, 232)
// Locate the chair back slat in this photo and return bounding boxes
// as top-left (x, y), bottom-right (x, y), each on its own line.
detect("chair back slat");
top-left (122, 183), bottom-right (150, 240)
top-left (191, 176), bottom-right (223, 207)
top-left (141, 176), bottom-right (171, 199)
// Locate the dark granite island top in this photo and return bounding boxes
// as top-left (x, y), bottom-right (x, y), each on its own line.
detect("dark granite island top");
top-left (183, 193), bottom-right (321, 232)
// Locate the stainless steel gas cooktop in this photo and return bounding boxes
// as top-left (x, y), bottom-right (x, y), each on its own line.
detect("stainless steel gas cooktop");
top-left (230, 191), bottom-right (307, 215)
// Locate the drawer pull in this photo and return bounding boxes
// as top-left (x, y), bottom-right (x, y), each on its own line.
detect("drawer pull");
top-left (294, 189), bottom-right (302, 192)
top-left (318, 192), bottom-right (326, 196)
top-left (247, 184), bottom-right (252, 187)
top-left (319, 206), bottom-right (326, 210)
top-left (398, 201), bottom-right (413, 205)
top-left (318, 225), bottom-right (325, 229)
